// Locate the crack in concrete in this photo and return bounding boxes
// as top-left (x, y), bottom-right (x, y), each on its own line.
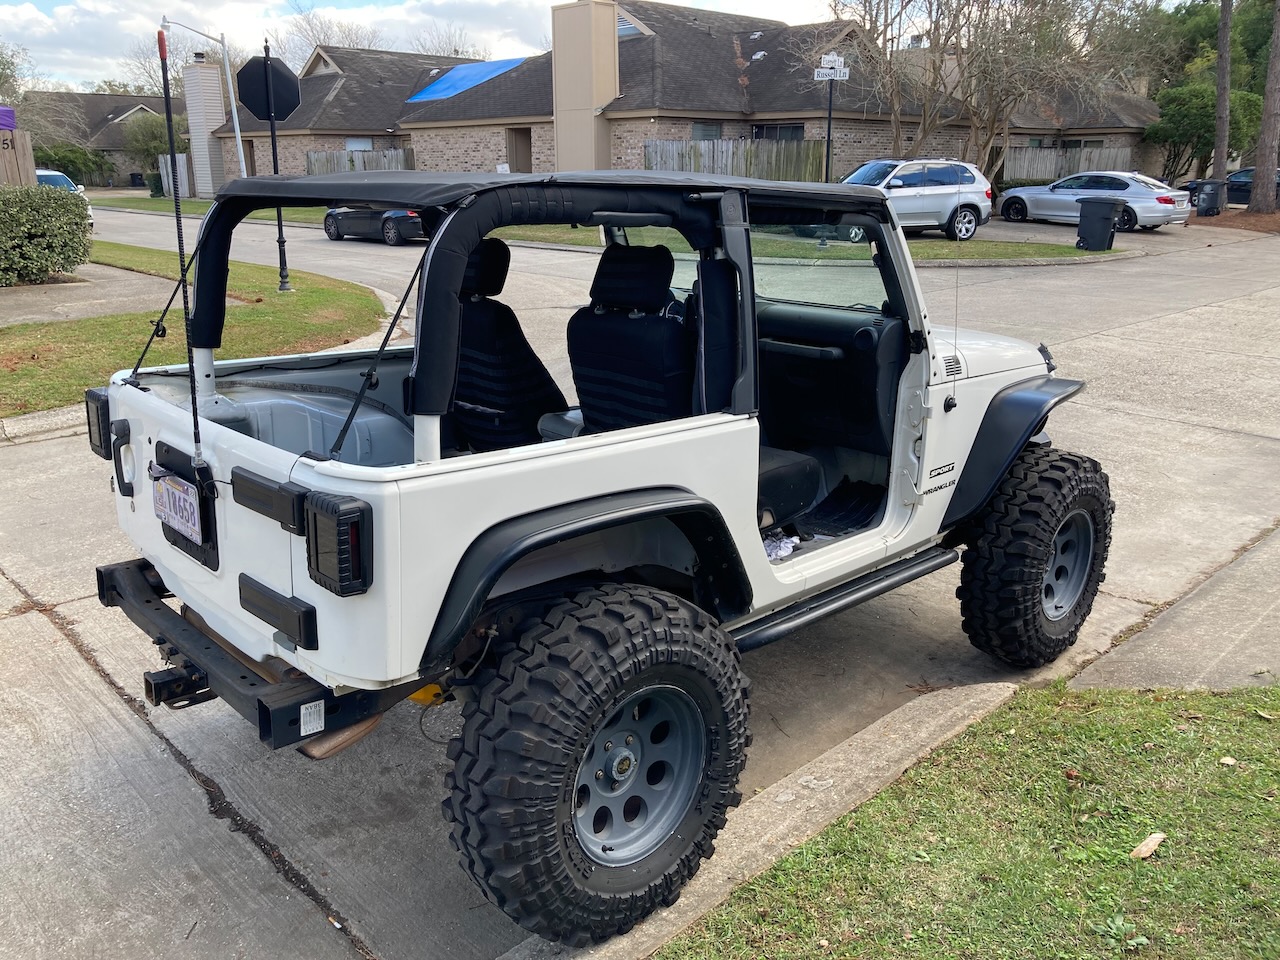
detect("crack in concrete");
top-left (1065, 398), bottom-right (1280, 444)
top-left (0, 567), bottom-right (379, 960)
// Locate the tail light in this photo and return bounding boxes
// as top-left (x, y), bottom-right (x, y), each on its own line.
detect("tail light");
top-left (405, 211), bottom-right (419, 217)
top-left (85, 387), bottom-right (112, 460)
top-left (1156, 195), bottom-right (1175, 205)
top-left (304, 493), bottom-right (373, 596)
top-left (985, 188), bottom-right (992, 199)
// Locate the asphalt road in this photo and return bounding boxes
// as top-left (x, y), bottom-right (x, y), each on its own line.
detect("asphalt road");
top-left (1, 210), bottom-right (1277, 959)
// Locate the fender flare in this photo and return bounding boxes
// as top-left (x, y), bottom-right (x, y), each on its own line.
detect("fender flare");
top-left (941, 375), bottom-right (1084, 528)
top-left (420, 487), bottom-right (752, 673)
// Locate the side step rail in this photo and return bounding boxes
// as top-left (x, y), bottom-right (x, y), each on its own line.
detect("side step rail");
top-left (732, 545), bottom-right (959, 652)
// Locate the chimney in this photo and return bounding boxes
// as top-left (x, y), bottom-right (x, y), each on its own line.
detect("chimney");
top-left (183, 57), bottom-right (228, 198)
top-left (551, 0), bottom-right (620, 171)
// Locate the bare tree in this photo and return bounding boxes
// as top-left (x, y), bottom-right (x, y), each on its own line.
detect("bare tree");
top-left (1213, 0), bottom-right (1233, 179)
top-left (121, 33), bottom-right (249, 100)
top-left (1248, 0), bottom-right (1280, 213)
top-left (410, 21), bottom-right (490, 60)
top-left (269, 0), bottom-right (386, 69)
top-left (1, 42), bottom-right (88, 147)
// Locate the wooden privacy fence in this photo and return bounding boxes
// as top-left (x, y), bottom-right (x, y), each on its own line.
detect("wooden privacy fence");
top-left (1, 129), bottom-right (37, 186)
top-left (644, 139), bottom-right (826, 182)
top-left (1004, 146), bottom-right (1133, 181)
top-left (157, 153), bottom-right (194, 198)
top-left (305, 148), bottom-right (415, 176)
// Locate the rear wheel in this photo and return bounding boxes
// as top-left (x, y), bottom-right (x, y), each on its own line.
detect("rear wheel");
top-left (957, 447), bottom-right (1114, 668)
top-left (444, 585), bottom-right (750, 945)
top-left (382, 218), bottom-right (406, 246)
top-left (323, 215), bottom-right (343, 241)
top-left (1001, 198), bottom-right (1028, 223)
top-left (844, 225), bottom-right (866, 243)
top-left (1116, 206), bottom-right (1138, 232)
top-left (946, 206), bottom-right (979, 241)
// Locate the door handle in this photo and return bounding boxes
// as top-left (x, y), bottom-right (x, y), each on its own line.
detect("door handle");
top-left (111, 419), bottom-right (134, 498)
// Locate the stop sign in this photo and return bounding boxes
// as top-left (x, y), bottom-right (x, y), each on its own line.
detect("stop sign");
top-left (236, 56), bottom-right (301, 122)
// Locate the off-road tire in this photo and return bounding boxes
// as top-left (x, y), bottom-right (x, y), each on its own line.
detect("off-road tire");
top-left (323, 215), bottom-right (342, 240)
top-left (957, 447), bottom-right (1114, 668)
top-left (443, 585), bottom-right (750, 945)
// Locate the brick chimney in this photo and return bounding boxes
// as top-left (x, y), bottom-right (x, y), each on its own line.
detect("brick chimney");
top-left (551, 0), bottom-right (620, 171)
top-left (184, 52), bottom-right (228, 197)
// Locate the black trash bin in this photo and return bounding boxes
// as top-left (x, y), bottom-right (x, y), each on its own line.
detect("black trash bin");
top-left (1195, 180), bottom-right (1225, 217)
top-left (1075, 197), bottom-right (1125, 251)
top-left (129, 172), bottom-right (145, 188)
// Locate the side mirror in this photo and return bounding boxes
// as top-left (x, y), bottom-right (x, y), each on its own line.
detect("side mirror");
top-left (886, 178), bottom-right (905, 189)
top-left (76, 184), bottom-right (85, 193)
top-left (1048, 184), bottom-right (1059, 191)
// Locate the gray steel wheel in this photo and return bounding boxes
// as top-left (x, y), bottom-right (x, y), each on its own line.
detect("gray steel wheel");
top-left (382, 218), bottom-right (405, 246)
top-left (572, 685), bottom-right (705, 867)
top-left (946, 206), bottom-right (979, 241)
top-left (1042, 509), bottom-right (1095, 622)
top-left (323, 215), bottom-right (342, 240)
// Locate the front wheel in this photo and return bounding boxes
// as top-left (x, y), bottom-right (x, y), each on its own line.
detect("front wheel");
top-left (1116, 206), bottom-right (1138, 232)
top-left (946, 206), bottom-right (979, 241)
top-left (444, 585), bottom-right (750, 945)
top-left (1001, 198), bottom-right (1028, 222)
top-left (957, 447), bottom-right (1114, 668)
top-left (323, 215), bottom-right (343, 241)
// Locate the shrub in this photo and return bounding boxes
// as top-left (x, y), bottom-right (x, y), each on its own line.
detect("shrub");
top-left (0, 185), bottom-right (93, 286)
top-left (994, 178), bottom-right (1056, 196)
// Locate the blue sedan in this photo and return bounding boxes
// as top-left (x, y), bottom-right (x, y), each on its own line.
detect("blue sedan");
top-left (323, 207), bottom-right (425, 246)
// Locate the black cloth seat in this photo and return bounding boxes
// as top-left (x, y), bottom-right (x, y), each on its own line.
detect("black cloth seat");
top-left (567, 244), bottom-right (690, 433)
top-left (453, 238), bottom-right (567, 451)
top-left (758, 446), bottom-right (822, 529)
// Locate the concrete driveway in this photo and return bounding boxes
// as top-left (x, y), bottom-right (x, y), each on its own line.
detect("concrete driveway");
top-left (2, 210), bottom-right (1277, 959)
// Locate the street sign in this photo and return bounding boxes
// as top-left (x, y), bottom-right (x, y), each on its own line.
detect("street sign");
top-left (813, 67), bottom-right (850, 81)
top-left (820, 53), bottom-right (845, 69)
top-left (236, 56), bottom-right (301, 122)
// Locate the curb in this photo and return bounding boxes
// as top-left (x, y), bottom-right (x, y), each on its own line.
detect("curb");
top-left (497, 681), bottom-right (1019, 960)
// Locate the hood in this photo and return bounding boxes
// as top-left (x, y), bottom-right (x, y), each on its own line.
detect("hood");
top-left (932, 327), bottom-right (1047, 380)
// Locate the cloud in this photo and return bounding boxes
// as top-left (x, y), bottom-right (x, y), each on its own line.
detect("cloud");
top-left (4, 0), bottom-right (831, 88)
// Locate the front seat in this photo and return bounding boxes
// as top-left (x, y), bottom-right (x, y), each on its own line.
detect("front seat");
top-left (566, 244), bottom-right (690, 433)
top-left (453, 238), bottom-right (567, 451)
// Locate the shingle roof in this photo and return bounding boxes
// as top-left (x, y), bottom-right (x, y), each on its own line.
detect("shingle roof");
top-left (1011, 85), bottom-right (1159, 131)
top-left (23, 91), bottom-right (185, 151)
top-left (221, 47), bottom-right (477, 135)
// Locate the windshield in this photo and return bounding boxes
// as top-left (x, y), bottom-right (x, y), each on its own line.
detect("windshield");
top-left (843, 161), bottom-right (898, 187)
top-left (37, 172), bottom-right (76, 191)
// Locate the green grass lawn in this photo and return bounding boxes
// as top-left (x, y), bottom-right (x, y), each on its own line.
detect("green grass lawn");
top-left (93, 196), bottom-right (326, 225)
top-left (660, 685), bottom-right (1280, 960)
top-left (0, 240), bottom-right (381, 418)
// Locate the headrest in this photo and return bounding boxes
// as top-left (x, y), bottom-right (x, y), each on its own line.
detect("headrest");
top-left (461, 238), bottom-right (511, 298)
top-left (589, 244), bottom-right (675, 314)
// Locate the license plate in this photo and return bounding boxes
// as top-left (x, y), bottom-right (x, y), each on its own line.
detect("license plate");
top-left (1177, 200), bottom-right (1187, 208)
top-left (153, 474), bottom-right (202, 544)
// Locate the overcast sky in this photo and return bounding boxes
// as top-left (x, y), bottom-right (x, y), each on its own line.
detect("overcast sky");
top-left (3, 0), bottom-right (836, 88)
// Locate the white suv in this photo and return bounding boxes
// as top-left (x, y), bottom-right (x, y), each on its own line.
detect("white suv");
top-left (843, 158), bottom-right (991, 240)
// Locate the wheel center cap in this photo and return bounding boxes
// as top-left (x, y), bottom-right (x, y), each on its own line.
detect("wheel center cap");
top-left (609, 748), bottom-right (637, 782)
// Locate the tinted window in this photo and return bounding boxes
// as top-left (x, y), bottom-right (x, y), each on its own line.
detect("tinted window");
top-left (925, 164), bottom-right (958, 187)
top-left (37, 172), bottom-right (75, 191)
top-left (1230, 170), bottom-right (1254, 183)
top-left (1130, 174), bottom-right (1169, 191)
top-left (956, 165), bottom-right (976, 184)
top-left (894, 164), bottom-right (926, 187)
top-left (1055, 176), bottom-right (1091, 190)
top-left (1088, 176), bottom-right (1129, 191)
top-left (843, 161), bottom-right (898, 186)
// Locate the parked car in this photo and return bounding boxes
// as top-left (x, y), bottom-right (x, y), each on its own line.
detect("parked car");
top-left (841, 158), bottom-right (992, 240)
top-left (1181, 167), bottom-right (1280, 206)
top-left (1000, 172), bottom-right (1190, 231)
top-left (36, 168), bottom-right (93, 226)
top-left (323, 206), bottom-right (425, 245)
top-left (90, 169), bottom-right (1112, 945)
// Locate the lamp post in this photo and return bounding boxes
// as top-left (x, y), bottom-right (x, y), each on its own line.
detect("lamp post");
top-left (160, 15), bottom-right (247, 178)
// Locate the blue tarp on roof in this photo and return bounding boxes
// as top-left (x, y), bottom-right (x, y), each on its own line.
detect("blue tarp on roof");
top-left (406, 58), bottom-right (526, 103)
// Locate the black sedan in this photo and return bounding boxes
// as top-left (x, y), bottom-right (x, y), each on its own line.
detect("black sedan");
top-left (323, 207), bottom-right (425, 246)
top-left (1181, 167), bottom-right (1280, 205)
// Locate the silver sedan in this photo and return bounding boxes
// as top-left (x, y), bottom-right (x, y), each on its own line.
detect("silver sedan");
top-left (999, 171), bottom-right (1191, 231)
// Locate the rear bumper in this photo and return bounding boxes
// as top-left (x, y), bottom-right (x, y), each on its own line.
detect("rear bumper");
top-left (97, 559), bottom-right (413, 749)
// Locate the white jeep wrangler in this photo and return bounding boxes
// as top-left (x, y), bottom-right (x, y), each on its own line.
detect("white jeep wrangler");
top-left (90, 171), bottom-right (1113, 945)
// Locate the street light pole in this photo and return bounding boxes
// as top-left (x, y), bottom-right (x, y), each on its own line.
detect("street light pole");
top-left (161, 15), bottom-right (247, 179)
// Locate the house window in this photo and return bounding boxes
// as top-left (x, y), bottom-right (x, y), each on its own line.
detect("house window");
top-left (1062, 139), bottom-right (1105, 150)
top-left (691, 122), bottom-right (722, 141)
top-left (345, 137), bottom-right (373, 151)
top-left (1027, 137), bottom-right (1043, 147)
top-left (752, 123), bottom-right (804, 141)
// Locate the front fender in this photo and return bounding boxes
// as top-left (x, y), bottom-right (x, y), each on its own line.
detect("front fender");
top-left (941, 375), bottom-right (1084, 528)
top-left (420, 487), bottom-right (751, 675)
